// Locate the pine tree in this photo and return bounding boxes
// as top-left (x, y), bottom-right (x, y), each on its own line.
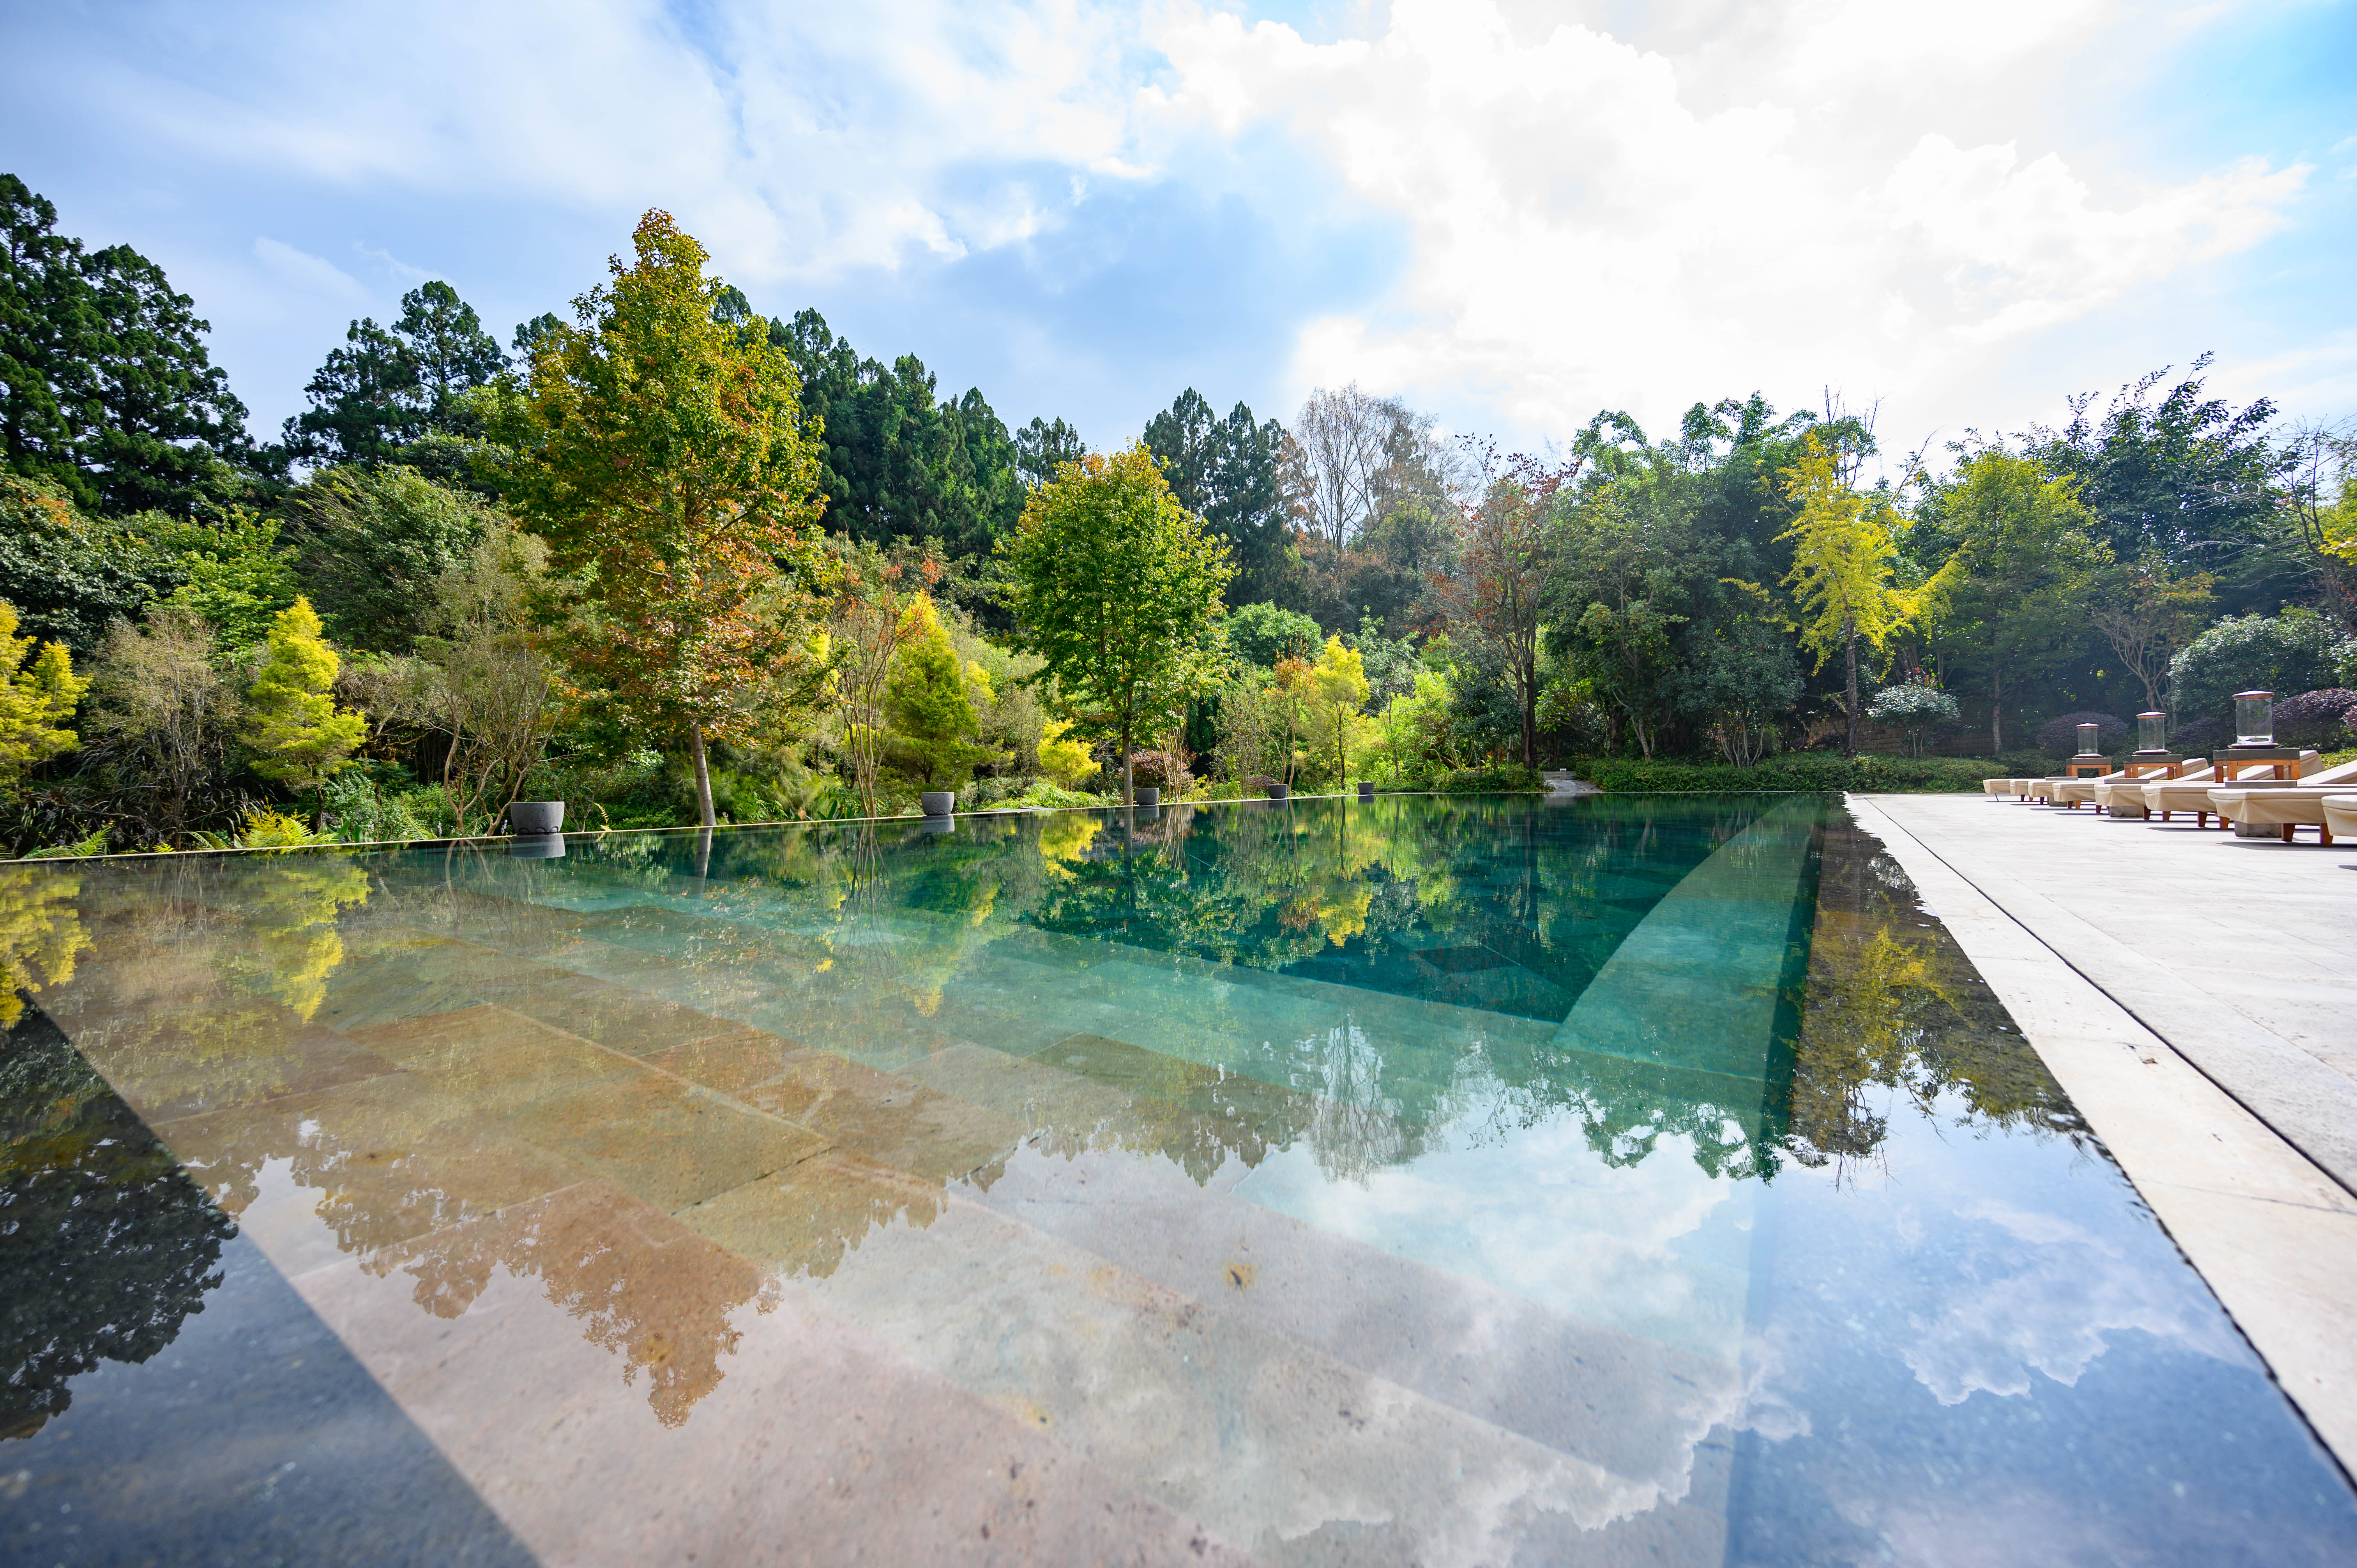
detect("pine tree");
top-left (242, 597), bottom-right (365, 822)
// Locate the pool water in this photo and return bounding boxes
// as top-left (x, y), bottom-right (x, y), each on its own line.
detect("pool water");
top-left (4, 794), bottom-right (2352, 1564)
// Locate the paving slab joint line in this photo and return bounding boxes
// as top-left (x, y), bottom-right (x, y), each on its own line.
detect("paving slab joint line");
top-left (1845, 795), bottom-right (2357, 1205)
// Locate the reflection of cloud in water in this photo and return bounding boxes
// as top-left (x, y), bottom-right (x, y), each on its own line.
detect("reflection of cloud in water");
top-left (1238, 1098), bottom-right (1748, 1356)
top-left (1901, 1201), bottom-right (2239, 1407)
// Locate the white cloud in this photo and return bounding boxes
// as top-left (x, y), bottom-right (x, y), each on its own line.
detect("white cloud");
top-left (96, 0), bottom-right (1150, 287)
top-left (1144, 0), bottom-right (2311, 440)
top-left (16, 0), bottom-right (2332, 445)
top-left (251, 236), bottom-right (368, 301)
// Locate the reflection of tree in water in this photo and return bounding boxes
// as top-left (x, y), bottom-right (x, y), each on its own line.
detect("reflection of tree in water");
top-left (1, 1006), bottom-right (235, 1441)
top-left (1782, 823), bottom-right (2081, 1174)
top-left (0, 865), bottom-right (94, 1029)
top-left (367, 1190), bottom-right (773, 1430)
top-left (228, 856), bottom-right (373, 1020)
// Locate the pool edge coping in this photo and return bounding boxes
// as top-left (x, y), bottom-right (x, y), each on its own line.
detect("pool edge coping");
top-left (1845, 791), bottom-right (2357, 1482)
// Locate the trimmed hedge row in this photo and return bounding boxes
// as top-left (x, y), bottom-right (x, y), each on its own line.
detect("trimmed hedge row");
top-left (1576, 753), bottom-right (2045, 794)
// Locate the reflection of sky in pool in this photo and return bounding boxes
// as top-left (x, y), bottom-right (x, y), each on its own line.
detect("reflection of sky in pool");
top-left (4, 795), bottom-right (2352, 1564)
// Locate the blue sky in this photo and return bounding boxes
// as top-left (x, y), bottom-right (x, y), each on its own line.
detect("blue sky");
top-left (5, 0), bottom-right (2353, 472)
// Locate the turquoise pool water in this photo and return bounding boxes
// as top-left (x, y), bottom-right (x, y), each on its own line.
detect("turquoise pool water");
top-left (3, 793), bottom-right (2352, 1564)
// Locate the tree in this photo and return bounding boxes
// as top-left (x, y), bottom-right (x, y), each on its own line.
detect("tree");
top-left (1003, 443), bottom-right (1235, 803)
top-left (1681, 582), bottom-right (1802, 765)
top-left (2166, 609), bottom-right (2357, 729)
top-left (828, 546), bottom-right (929, 818)
top-left (1035, 716), bottom-right (1097, 787)
top-left (1303, 634), bottom-right (1370, 786)
top-left (282, 464), bottom-right (495, 652)
top-left (3, 176), bottom-right (253, 516)
top-left (86, 605), bottom-right (231, 844)
top-left (2087, 562), bottom-right (2214, 716)
top-left (1285, 383), bottom-right (1397, 556)
top-left (1432, 450), bottom-right (1571, 767)
top-left (240, 597), bottom-right (364, 821)
top-left (1014, 417), bottom-right (1088, 489)
top-left (884, 595), bottom-right (998, 790)
top-left (1866, 679), bottom-right (1961, 758)
top-left (1226, 601), bottom-right (1322, 667)
top-left (771, 307), bottom-right (1030, 560)
top-left (1919, 451), bottom-right (2109, 753)
top-left (2017, 356), bottom-right (2288, 612)
top-left (0, 597), bottom-right (85, 796)
top-left (2279, 426), bottom-right (2355, 634)
top-left (410, 524), bottom-right (562, 835)
top-left (1145, 390), bottom-right (1292, 606)
top-left (282, 281), bottom-right (506, 468)
top-left (494, 209), bottom-right (829, 829)
top-left (0, 473), bottom-right (156, 653)
top-left (1777, 433), bottom-right (1936, 756)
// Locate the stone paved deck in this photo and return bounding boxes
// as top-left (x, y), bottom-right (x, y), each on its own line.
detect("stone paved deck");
top-left (1861, 790), bottom-right (2357, 1192)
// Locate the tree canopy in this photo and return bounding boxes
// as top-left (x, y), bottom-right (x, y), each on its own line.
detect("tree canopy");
top-left (1003, 443), bottom-right (1235, 800)
top-left (493, 208), bottom-right (829, 827)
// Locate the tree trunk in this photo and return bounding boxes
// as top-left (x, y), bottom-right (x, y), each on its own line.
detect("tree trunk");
top-left (689, 721), bottom-right (716, 828)
top-left (1843, 623), bottom-right (1859, 758)
top-left (1118, 712), bottom-right (1133, 806)
top-left (1990, 667), bottom-right (2003, 755)
top-left (1527, 664), bottom-right (1539, 767)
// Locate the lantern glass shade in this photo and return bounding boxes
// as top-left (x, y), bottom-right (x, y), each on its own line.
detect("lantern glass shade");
top-left (2138, 712), bottom-right (2168, 752)
top-left (2233, 690), bottom-right (2274, 747)
top-left (2075, 722), bottom-right (2102, 756)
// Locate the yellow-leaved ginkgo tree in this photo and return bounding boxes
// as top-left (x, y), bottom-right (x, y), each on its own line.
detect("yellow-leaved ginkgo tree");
top-left (1777, 433), bottom-right (1948, 755)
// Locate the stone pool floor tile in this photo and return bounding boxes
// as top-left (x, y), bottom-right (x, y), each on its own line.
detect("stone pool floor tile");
top-left (487, 1067), bottom-right (830, 1215)
top-left (647, 1029), bottom-right (1025, 1185)
top-left (69, 1008), bottom-right (401, 1125)
top-left (287, 1180), bottom-right (1250, 1568)
top-left (676, 1146), bottom-right (949, 1279)
top-left (787, 1182), bottom-right (1658, 1564)
top-left (342, 1004), bottom-right (643, 1111)
top-left (965, 1143), bottom-right (1741, 1492)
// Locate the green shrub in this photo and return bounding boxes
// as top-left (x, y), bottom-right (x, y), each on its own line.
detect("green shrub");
top-left (1577, 753), bottom-right (2039, 793)
top-left (1428, 763), bottom-right (1545, 793)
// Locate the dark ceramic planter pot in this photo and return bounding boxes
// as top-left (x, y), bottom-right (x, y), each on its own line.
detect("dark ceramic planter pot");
top-left (1132, 786), bottom-right (1160, 809)
top-left (921, 790), bottom-right (956, 818)
top-left (1264, 783), bottom-right (1289, 800)
top-left (1356, 781), bottom-right (1375, 802)
top-left (509, 800), bottom-right (564, 835)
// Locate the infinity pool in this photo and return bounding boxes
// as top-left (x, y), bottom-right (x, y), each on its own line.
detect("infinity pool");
top-left (4, 794), bottom-right (2353, 1564)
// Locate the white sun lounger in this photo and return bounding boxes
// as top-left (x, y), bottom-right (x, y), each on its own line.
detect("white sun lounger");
top-left (2093, 759), bottom-right (2209, 819)
top-left (2208, 758), bottom-right (2357, 843)
top-left (2142, 753), bottom-right (2331, 827)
